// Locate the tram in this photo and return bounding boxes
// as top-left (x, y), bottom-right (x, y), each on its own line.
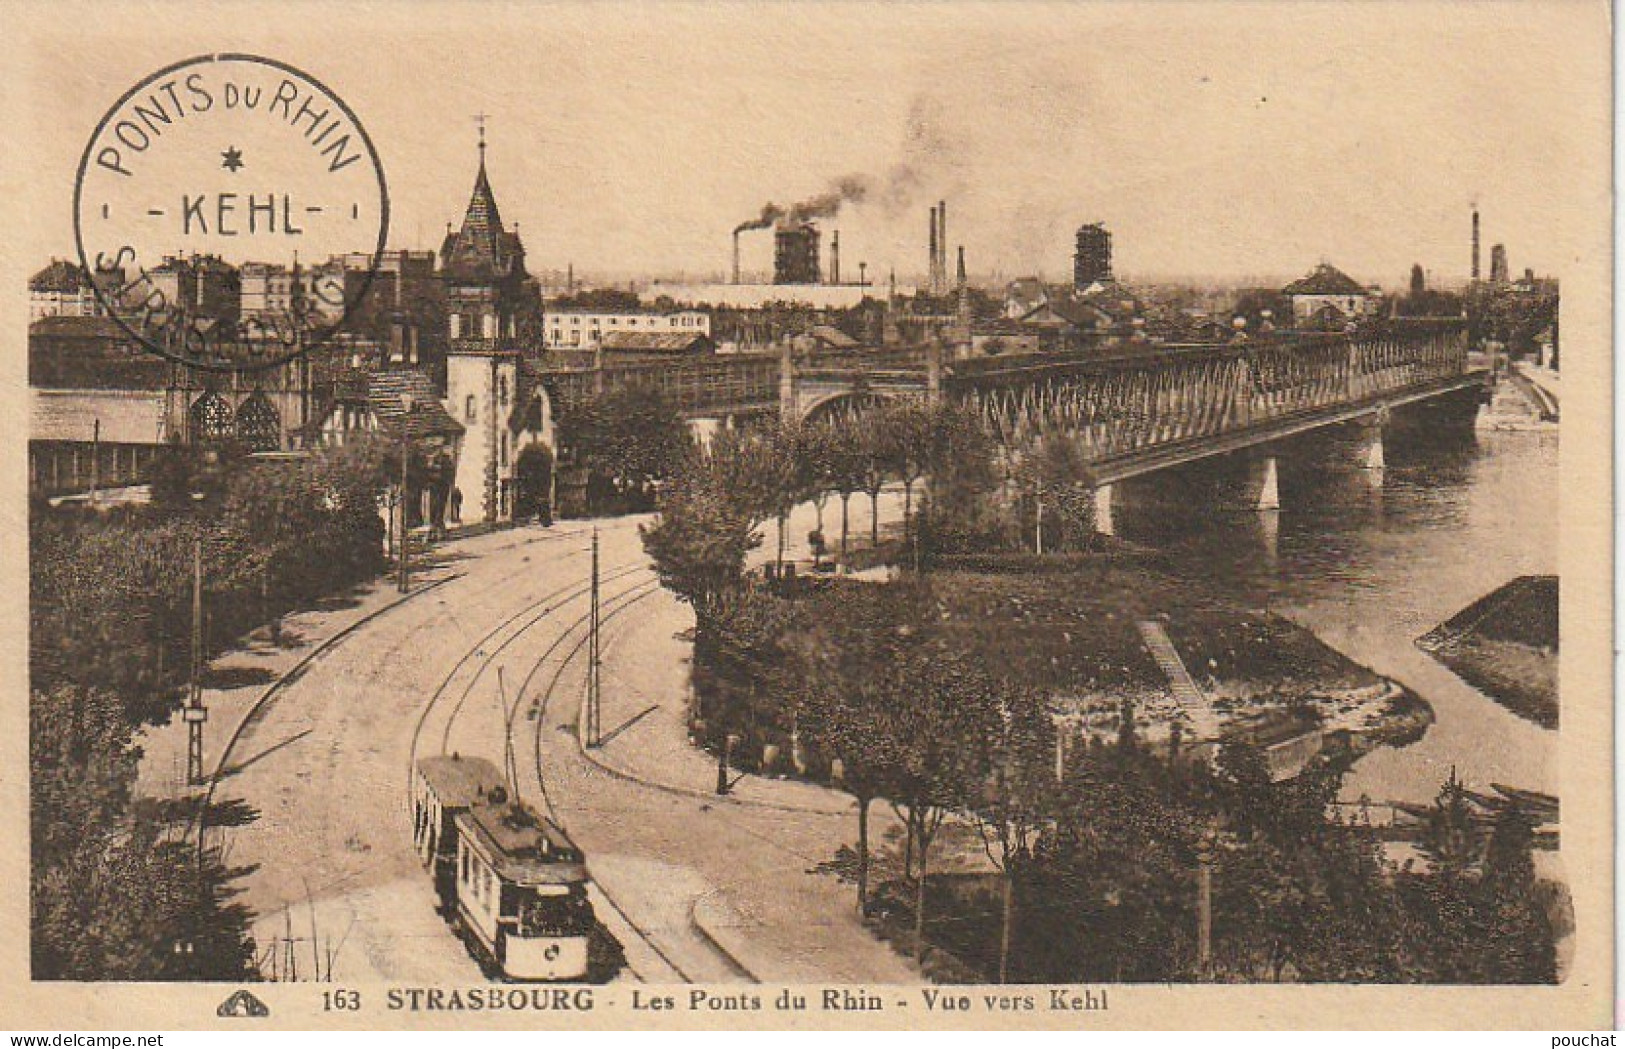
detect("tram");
top-left (413, 755), bottom-right (594, 981)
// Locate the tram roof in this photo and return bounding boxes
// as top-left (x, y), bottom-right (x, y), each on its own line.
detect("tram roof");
top-left (418, 754), bottom-right (505, 808)
top-left (456, 799), bottom-right (587, 886)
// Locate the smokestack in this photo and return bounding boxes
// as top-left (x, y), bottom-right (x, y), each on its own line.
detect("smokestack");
top-left (830, 230), bottom-right (840, 286)
top-left (957, 245), bottom-right (971, 330)
top-left (928, 207), bottom-right (938, 292)
top-left (732, 231), bottom-right (741, 285)
top-left (938, 201), bottom-right (948, 293)
top-left (1472, 206), bottom-right (1480, 282)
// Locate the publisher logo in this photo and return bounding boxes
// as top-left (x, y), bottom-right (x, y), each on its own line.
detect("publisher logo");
top-left (73, 53), bottom-right (389, 370)
top-left (216, 988), bottom-right (270, 1017)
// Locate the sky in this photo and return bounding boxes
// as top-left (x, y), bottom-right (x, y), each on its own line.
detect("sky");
top-left (19, 1), bottom-right (1608, 290)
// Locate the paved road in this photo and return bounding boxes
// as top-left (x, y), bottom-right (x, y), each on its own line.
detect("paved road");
top-left (207, 496), bottom-right (915, 983)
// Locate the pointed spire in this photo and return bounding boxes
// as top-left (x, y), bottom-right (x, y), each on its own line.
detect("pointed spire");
top-left (443, 118), bottom-right (521, 281)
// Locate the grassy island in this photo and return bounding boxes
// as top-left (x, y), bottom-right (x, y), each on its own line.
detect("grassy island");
top-left (1418, 575), bottom-right (1558, 729)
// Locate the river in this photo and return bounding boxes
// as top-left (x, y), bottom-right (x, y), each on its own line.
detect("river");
top-left (1113, 426), bottom-right (1559, 807)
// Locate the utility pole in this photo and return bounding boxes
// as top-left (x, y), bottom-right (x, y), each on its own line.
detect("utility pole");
top-left (499, 667), bottom-right (518, 791)
top-left (88, 418), bottom-right (100, 506)
top-left (585, 528), bottom-right (601, 747)
top-left (397, 396), bottom-right (413, 594)
top-left (184, 538), bottom-right (208, 785)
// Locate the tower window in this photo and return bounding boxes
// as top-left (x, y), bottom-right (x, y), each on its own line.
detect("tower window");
top-left (498, 376), bottom-right (509, 406)
top-left (465, 394), bottom-right (477, 423)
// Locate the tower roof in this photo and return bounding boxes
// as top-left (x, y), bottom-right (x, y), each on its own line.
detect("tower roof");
top-left (441, 137), bottom-right (526, 285)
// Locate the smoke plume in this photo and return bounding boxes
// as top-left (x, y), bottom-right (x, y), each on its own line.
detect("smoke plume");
top-left (736, 173), bottom-right (877, 232)
top-left (734, 203), bottom-right (786, 234)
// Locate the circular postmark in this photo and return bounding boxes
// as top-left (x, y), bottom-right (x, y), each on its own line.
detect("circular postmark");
top-left (74, 54), bottom-right (389, 371)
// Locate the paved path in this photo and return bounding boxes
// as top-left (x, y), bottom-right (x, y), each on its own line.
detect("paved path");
top-left (191, 495), bottom-right (915, 984)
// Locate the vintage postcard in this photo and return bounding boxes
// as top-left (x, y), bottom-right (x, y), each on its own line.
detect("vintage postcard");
top-left (1, 0), bottom-right (1612, 1032)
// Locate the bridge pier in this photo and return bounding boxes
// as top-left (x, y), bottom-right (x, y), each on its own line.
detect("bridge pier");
top-left (1352, 415), bottom-right (1385, 486)
top-left (689, 416), bottom-right (723, 451)
top-left (1092, 483), bottom-right (1115, 537)
top-left (1308, 413), bottom-right (1386, 485)
top-left (1244, 455), bottom-right (1281, 512)
top-left (778, 343), bottom-right (796, 423)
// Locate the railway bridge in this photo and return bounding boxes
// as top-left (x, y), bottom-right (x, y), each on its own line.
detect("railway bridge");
top-left (539, 325), bottom-right (1490, 525)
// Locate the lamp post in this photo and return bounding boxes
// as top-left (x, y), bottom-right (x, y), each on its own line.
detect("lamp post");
top-left (1194, 826), bottom-right (1218, 979)
top-left (717, 732), bottom-right (741, 795)
top-left (398, 394), bottom-right (414, 594)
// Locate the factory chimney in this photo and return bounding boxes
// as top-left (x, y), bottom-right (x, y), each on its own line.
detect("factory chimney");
top-left (732, 231), bottom-right (741, 285)
top-left (928, 207), bottom-right (939, 292)
top-left (830, 230), bottom-right (841, 285)
top-left (956, 245), bottom-right (971, 330)
top-left (1471, 206), bottom-right (1481, 282)
top-left (938, 201), bottom-right (948, 294)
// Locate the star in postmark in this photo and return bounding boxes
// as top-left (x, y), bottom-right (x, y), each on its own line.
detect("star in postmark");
top-left (221, 146), bottom-right (244, 172)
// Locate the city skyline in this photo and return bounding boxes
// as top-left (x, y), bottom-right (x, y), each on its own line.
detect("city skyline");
top-left (23, 3), bottom-right (1597, 290)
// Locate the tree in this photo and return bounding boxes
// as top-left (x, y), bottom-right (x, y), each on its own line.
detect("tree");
top-left (859, 414), bottom-right (891, 546)
top-left (794, 660), bottom-right (900, 916)
top-left (31, 683), bottom-right (257, 981)
top-left (641, 463), bottom-right (760, 624)
top-left (876, 400), bottom-right (936, 563)
top-left (1013, 434), bottom-right (1097, 555)
top-left (822, 420), bottom-right (869, 562)
top-left (880, 651), bottom-right (1000, 962)
top-left (963, 677), bottom-right (1055, 981)
top-left (1024, 742), bottom-right (1200, 981)
top-left (556, 385), bottom-right (690, 513)
top-left (640, 432), bottom-right (774, 624)
top-left (1476, 805), bottom-right (1557, 983)
top-left (759, 420), bottom-right (814, 572)
top-left (1419, 767), bottom-right (1477, 878)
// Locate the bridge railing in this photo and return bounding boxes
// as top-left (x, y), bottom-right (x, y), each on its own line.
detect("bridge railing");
top-left (537, 352), bottom-right (783, 416)
top-left (959, 329), bottom-right (1470, 462)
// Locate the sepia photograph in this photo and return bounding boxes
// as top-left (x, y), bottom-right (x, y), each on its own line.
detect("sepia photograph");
top-left (4, 0), bottom-right (1612, 1031)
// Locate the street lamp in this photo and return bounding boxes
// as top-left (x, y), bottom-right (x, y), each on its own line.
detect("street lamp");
top-left (717, 732), bottom-right (741, 795)
top-left (398, 394), bottom-right (414, 594)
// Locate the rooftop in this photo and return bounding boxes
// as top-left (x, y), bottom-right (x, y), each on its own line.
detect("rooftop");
top-left (366, 369), bottom-right (466, 439)
top-left (1283, 263), bottom-right (1368, 297)
top-left (457, 798), bottom-right (587, 886)
top-left (598, 331), bottom-right (713, 353)
top-left (31, 259), bottom-right (89, 294)
top-left (417, 754), bottom-right (506, 808)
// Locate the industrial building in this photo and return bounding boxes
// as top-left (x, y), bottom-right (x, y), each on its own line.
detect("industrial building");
top-left (1074, 223), bottom-right (1113, 290)
top-left (773, 222), bottom-right (822, 284)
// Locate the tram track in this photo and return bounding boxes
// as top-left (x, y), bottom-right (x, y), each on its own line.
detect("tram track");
top-left (398, 538), bottom-right (704, 984)
top-left (393, 527), bottom-right (761, 985)
top-left (514, 580), bottom-right (760, 985)
top-left (403, 555), bottom-right (646, 800)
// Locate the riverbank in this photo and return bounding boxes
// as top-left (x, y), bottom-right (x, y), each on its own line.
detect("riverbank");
top-left (707, 545), bottom-right (1432, 773)
top-left (1418, 575), bottom-right (1559, 728)
top-left (928, 554), bottom-right (1433, 758)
